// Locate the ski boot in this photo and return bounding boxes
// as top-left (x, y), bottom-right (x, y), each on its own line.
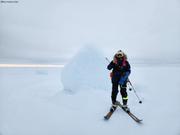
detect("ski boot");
top-left (110, 104), bottom-right (117, 112)
top-left (122, 104), bottom-right (130, 112)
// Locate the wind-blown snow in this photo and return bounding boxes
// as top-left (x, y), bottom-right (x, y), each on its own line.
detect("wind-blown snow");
top-left (61, 46), bottom-right (110, 92)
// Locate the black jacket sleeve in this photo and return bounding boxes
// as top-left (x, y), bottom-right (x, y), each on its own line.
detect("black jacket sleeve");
top-left (107, 61), bottom-right (115, 70)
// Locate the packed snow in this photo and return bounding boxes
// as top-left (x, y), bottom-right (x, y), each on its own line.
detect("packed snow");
top-left (0, 48), bottom-right (180, 135)
top-left (61, 46), bottom-right (110, 92)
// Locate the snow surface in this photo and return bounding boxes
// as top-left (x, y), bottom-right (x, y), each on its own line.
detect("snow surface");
top-left (0, 64), bottom-right (180, 135)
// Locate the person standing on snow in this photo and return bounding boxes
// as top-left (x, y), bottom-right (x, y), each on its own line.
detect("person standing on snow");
top-left (107, 50), bottom-right (131, 112)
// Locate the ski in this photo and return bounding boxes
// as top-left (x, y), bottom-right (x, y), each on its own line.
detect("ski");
top-left (116, 102), bottom-right (142, 123)
top-left (104, 107), bottom-right (117, 120)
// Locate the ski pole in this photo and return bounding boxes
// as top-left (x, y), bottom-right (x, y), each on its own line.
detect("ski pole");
top-left (105, 57), bottom-right (110, 63)
top-left (127, 79), bottom-right (142, 104)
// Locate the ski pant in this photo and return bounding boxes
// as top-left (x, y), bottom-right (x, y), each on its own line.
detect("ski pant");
top-left (111, 82), bottom-right (128, 105)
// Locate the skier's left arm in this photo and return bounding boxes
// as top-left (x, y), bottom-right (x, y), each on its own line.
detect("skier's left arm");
top-left (119, 62), bottom-right (131, 85)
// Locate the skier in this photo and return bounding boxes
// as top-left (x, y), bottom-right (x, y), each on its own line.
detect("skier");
top-left (107, 50), bottom-right (131, 112)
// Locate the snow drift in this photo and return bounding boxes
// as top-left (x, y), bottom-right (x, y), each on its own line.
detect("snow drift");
top-left (61, 46), bottom-right (111, 92)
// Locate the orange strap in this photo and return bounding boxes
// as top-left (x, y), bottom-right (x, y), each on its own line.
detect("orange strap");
top-left (110, 72), bottom-right (113, 78)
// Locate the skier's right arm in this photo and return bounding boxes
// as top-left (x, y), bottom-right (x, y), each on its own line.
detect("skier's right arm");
top-left (107, 61), bottom-right (115, 70)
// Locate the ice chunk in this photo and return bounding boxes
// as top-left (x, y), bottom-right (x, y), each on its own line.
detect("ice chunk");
top-left (61, 46), bottom-right (111, 92)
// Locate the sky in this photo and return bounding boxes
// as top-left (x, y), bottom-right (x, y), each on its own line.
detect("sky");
top-left (0, 0), bottom-right (180, 63)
